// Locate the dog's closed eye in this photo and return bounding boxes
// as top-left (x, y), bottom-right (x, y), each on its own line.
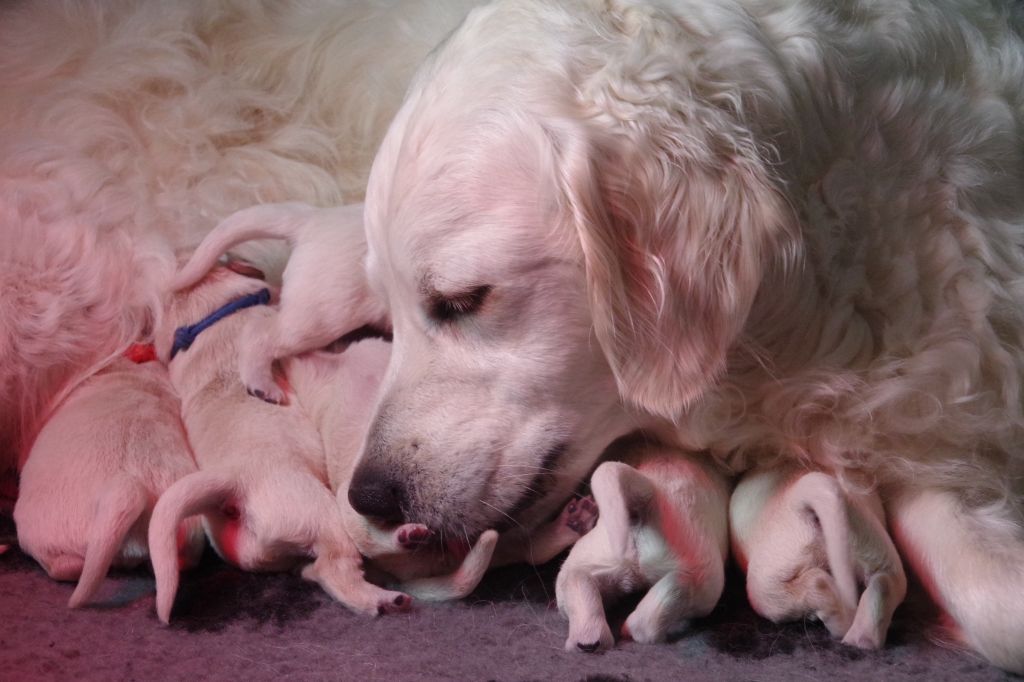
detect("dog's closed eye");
top-left (428, 285), bottom-right (492, 323)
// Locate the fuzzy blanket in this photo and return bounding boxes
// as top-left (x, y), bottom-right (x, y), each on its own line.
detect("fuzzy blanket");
top-left (0, 515), bottom-right (1009, 681)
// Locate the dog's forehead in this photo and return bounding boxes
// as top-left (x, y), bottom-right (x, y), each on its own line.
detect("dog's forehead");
top-left (368, 172), bottom-right (569, 296)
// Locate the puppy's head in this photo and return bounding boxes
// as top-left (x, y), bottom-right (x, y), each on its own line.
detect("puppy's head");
top-left (353, 1), bottom-right (798, 539)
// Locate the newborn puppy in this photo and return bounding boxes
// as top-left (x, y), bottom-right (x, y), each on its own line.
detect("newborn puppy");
top-left (148, 263), bottom-right (409, 623)
top-left (287, 340), bottom-right (596, 601)
top-left (14, 356), bottom-right (204, 608)
top-left (555, 444), bottom-right (731, 653)
top-left (171, 202), bottom-right (386, 404)
top-left (729, 466), bottom-right (906, 649)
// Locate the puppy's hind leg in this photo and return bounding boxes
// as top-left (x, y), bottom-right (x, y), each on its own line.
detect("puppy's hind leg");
top-left (841, 571), bottom-right (904, 649)
top-left (557, 565), bottom-right (615, 653)
top-left (44, 554), bottom-right (85, 582)
top-left (239, 305), bottom-right (370, 405)
top-left (399, 530), bottom-right (498, 601)
top-left (301, 548), bottom-right (412, 616)
top-left (621, 573), bottom-right (688, 644)
top-left (237, 313), bottom-right (289, 404)
top-left (304, 513), bottom-right (412, 617)
top-left (590, 462), bottom-right (655, 562)
top-left (493, 495), bottom-right (598, 568)
top-left (622, 538), bottom-right (725, 643)
top-left (68, 478), bottom-right (148, 608)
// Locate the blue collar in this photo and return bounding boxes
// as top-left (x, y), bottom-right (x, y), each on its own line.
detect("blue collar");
top-left (170, 288), bottom-right (271, 360)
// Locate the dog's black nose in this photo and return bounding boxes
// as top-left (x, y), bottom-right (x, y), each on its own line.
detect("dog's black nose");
top-left (348, 466), bottom-right (407, 524)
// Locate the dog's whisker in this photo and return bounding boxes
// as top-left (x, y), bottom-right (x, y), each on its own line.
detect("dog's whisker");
top-left (479, 499), bottom-right (527, 535)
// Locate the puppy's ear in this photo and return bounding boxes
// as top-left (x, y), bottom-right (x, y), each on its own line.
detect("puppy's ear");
top-left (554, 61), bottom-right (798, 418)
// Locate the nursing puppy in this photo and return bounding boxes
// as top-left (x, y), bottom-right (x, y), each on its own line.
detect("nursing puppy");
top-left (14, 357), bottom-right (204, 608)
top-left (171, 202), bottom-right (386, 404)
top-left (148, 263), bottom-right (410, 623)
top-left (555, 443), bottom-right (730, 653)
top-left (729, 467), bottom-right (906, 649)
top-left (287, 340), bottom-right (596, 601)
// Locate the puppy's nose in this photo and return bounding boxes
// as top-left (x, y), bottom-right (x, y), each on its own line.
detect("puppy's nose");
top-left (348, 466), bottom-right (407, 524)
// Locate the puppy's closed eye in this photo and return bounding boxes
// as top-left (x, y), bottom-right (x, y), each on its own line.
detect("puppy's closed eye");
top-left (428, 285), bottom-right (492, 323)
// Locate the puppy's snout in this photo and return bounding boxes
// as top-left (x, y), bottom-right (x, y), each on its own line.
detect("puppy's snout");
top-left (348, 465), bottom-right (408, 524)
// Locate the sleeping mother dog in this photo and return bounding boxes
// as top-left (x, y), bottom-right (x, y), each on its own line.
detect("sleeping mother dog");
top-left (347, 0), bottom-right (1024, 673)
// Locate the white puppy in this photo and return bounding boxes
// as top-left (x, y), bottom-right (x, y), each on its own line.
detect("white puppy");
top-left (14, 356), bottom-right (204, 608)
top-left (148, 263), bottom-right (409, 623)
top-left (555, 444), bottom-right (730, 653)
top-left (729, 467), bottom-right (906, 649)
top-left (171, 202), bottom-right (386, 405)
top-left (287, 339), bottom-right (596, 602)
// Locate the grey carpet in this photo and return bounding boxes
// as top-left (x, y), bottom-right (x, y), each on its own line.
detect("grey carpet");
top-left (0, 514), bottom-right (1013, 682)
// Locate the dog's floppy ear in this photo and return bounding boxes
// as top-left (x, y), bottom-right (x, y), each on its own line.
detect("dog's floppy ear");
top-left (553, 52), bottom-right (798, 418)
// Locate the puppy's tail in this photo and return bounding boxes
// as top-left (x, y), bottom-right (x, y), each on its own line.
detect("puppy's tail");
top-left (67, 478), bottom-right (149, 608)
top-left (789, 472), bottom-right (860, 614)
top-left (171, 202), bottom-right (318, 291)
top-left (148, 472), bottom-right (234, 624)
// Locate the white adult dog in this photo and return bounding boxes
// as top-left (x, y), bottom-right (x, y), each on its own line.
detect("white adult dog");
top-left (287, 338), bottom-right (598, 599)
top-left (730, 467), bottom-right (906, 650)
top-left (556, 444), bottom-right (730, 653)
top-left (15, 357), bottom-right (204, 608)
top-left (354, 0), bottom-right (1024, 672)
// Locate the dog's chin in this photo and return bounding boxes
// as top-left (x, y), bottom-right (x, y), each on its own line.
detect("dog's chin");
top-left (488, 440), bottom-right (570, 535)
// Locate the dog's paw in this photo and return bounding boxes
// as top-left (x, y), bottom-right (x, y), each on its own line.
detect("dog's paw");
top-left (563, 495), bottom-right (599, 536)
top-left (565, 618), bottom-right (614, 654)
top-left (375, 591), bottom-right (413, 616)
top-left (395, 523), bottom-right (433, 549)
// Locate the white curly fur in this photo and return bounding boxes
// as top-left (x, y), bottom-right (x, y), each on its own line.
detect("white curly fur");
top-left (359, 0), bottom-right (1024, 671)
top-left (0, 0), bottom-right (482, 473)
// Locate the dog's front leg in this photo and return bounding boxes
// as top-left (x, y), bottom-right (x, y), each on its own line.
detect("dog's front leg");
top-left (889, 486), bottom-right (1024, 673)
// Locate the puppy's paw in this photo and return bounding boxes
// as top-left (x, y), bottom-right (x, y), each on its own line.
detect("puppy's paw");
top-left (395, 523), bottom-right (433, 549)
top-left (841, 625), bottom-right (883, 650)
top-left (621, 610), bottom-right (671, 644)
top-left (563, 495), bottom-right (599, 536)
top-left (375, 591), bottom-right (413, 616)
top-left (565, 618), bottom-right (614, 653)
top-left (246, 383), bottom-right (285, 405)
